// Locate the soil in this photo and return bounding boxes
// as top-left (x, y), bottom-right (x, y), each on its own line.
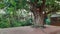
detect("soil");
top-left (0, 25), bottom-right (60, 34)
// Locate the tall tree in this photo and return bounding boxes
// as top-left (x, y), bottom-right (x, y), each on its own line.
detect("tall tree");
top-left (0, 0), bottom-right (60, 28)
top-left (27, 0), bottom-right (46, 27)
top-left (27, 0), bottom-right (60, 27)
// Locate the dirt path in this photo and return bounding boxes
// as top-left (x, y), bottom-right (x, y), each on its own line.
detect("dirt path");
top-left (0, 25), bottom-right (60, 34)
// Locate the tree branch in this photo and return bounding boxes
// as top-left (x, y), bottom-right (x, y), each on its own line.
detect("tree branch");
top-left (39, 0), bottom-right (46, 12)
top-left (46, 9), bottom-right (60, 14)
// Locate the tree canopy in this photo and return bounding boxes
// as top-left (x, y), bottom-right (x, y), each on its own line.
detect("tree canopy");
top-left (0, 0), bottom-right (60, 27)
top-left (0, 0), bottom-right (60, 13)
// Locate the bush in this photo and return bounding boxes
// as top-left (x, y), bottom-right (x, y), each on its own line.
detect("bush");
top-left (11, 21), bottom-right (22, 27)
top-left (0, 17), bottom-right (10, 28)
top-left (0, 21), bottom-right (10, 28)
top-left (7, 17), bottom-right (33, 27)
top-left (21, 18), bottom-right (33, 26)
top-left (12, 18), bottom-right (32, 27)
top-left (0, 14), bottom-right (33, 28)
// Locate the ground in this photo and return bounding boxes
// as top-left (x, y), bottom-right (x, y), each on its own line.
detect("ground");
top-left (0, 25), bottom-right (60, 34)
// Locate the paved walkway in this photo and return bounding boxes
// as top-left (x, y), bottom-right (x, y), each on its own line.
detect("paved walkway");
top-left (0, 25), bottom-right (60, 34)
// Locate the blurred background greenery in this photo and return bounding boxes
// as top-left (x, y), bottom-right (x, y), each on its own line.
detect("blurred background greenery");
top-left (0, 9), bottom-right (33, 28)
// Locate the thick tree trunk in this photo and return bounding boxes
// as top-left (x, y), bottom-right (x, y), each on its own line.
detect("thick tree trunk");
top-left (29, 0), bottom-right (46, 28)
top-left (33, 11), bottom-right (44, 27)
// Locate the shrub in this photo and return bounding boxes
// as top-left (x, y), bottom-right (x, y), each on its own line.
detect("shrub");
top-left (0, 21), bottom-right (10, 28)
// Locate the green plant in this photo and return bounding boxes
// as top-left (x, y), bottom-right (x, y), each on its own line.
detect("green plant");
top-left (0, 21), bottom-right (10, 28)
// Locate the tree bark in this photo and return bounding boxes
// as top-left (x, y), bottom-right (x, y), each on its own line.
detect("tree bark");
top-left (29, 0), bottom-right (46, 28)
top-left (32, 9), bottom-right (45, 27)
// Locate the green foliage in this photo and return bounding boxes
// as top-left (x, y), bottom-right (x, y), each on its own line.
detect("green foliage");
top-left (0, 14), bottom-right (32, 28)
top-left (10, 0), bottom-right (16, 6)
top-left (21, 18), bottom-right (33, 26)
top-left (0, 2), bottom-right (5, 9)
top-left (0, 17), bottom-right (11, 28)
top-left (0, 0), bottom-right (60, 28)
top-left (11, 21), bottom-right (21, 27)
top-left (0, 22), bottom-right (10, 28)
